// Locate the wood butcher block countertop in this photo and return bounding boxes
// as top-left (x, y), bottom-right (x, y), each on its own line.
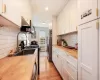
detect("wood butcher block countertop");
top-left (0, 54), bottom-right (36, 80)
top-left (54, 45), bottom-right (78, 59)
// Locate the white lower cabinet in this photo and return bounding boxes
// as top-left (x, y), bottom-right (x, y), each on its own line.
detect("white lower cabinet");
top-left (53, 52), bottom-right (62, 75)
top-left (69, 75), bottom-right (75, 80)
top-left (62, 67), bottom-right (69, 80)
top-left (67, 61), bottom-right (77, 80)
top-left (57, 55), bottom-right (62, 75)
top-left (52, 47), bottom-right (77, 80)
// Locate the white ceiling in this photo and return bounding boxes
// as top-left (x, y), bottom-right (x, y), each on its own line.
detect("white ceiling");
top-left (31, 0), bottom-right (68, 27)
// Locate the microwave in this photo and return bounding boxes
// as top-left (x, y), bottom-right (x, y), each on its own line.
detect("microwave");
top-left (20, 25), bottom-right (31, 32)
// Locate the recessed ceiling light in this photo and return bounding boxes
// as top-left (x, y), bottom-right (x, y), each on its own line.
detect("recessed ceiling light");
top-left (42, 22), bottom-right (46, 24)
top-left (45, 7), bottom-right (48, 11)
top-left (49, 23), bottom-right (52, 29)
top-left (49, 23), bottom-right (52, 26)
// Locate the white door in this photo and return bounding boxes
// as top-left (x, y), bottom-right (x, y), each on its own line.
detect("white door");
top-left (0, 0), bottom-right (2, 14)
top-left (39, 31), bottom-right (47, 52)
top-left (77, 0), bottom-right (97, 25)
top-left (78, 20), bottom-right (99, 80)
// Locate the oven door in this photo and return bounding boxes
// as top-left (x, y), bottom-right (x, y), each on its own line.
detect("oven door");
top-left (31, 62), bottom-right (37, 80)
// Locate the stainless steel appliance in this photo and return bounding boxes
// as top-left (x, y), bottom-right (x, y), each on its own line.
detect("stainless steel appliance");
top-left (47, 30), bottom-right (52, 62)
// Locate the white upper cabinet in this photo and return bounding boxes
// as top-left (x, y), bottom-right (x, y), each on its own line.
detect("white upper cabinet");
top-left (77, 0), bottom-right (97, 25)
top-left (69, 0), bottom-right (77, 32)
top-left (2, 0), bottom-right (21, 27)
top-left (0, 0), bottom-right (2, 14)
top-left (78, 20), bottom-right (99, 80)
top-left (98, 0), bottom-right (100, 18)
top-left (57, 0), bottom-right (70, 35)
top-left (57, 12), bottom-right (64, 35)
top-left (63, 2), bottom-right (70, 34)
top-left (57, 0), bottom-right (77, 35)
top-left (1, 0), bottom-right (32, 27)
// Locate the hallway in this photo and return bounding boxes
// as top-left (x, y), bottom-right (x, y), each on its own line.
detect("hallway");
top-left (38, 55), bottom-right (62, 80)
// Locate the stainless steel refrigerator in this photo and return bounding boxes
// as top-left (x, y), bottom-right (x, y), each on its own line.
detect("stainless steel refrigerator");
top-left (47, 30), bottom-right (52, 62)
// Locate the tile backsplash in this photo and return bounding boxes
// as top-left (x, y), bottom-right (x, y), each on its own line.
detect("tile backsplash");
top-left (60, 32), bottom-right (78, 47)
top-left (0, 26), bottom-right (19, 59)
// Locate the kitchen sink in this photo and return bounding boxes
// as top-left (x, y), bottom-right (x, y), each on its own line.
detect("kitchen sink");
top-left (14, 45), bottom-right (39, 56)
top-left (14, 49), bottom-right (35, 56)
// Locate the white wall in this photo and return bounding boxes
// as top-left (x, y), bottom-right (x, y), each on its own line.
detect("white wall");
top-left (52, 16), bottom-right (57, 45)
top-left (59, 32), bottom-right (78, 47)
top-left (0, 26), bottom-right (19, 59)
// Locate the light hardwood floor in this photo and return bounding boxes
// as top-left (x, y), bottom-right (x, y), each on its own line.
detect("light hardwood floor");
top-left (38, 57), bottom-right (62, 80)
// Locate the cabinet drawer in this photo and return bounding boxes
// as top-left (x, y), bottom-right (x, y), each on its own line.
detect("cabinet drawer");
top-left (67, 55), bottom-right (77, 69)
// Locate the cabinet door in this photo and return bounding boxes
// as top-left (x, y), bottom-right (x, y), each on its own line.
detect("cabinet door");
top-left (98, 0), bottom-right (100, 18)
top-left (52, 51), bottom-right (56, 64)
top-left (57, 15), bottom-right (62, 35)
top-left (2, 0), bottom-right (21, 26)
top-left (67, 61), bottom-right (77, 80)
top-left (0, 0), bottom-right (2, 14)
top-left (70, 0), bottom-right (77, 32)
top-left (62, 58), bottom-right (69, 80)
top-left (98, 19), bottom-right (100, 80)
top-left (69, 75), bottom-right (75, 80)
top-left (57, 1), bottom-right (70, 35)
top-left (56, 54), bottom-right (62, 74)
top-left (64, 2), bottom-right (70, 34)
top-left (77, 0), bottom-right (97, 25)
top-left (57, 11), bottom-right (65, 35)
top-left (62, 67), bottom-right (69, 80)
top-left (78, 20), bottom-right (99, 80)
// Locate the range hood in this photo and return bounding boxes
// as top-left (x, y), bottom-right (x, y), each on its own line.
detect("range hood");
top-left (20, 17), bottom-right (36, 34)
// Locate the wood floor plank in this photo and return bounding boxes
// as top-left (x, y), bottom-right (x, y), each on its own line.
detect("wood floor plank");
top-left (38, 57), bottom-right (62, 80)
